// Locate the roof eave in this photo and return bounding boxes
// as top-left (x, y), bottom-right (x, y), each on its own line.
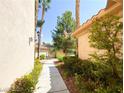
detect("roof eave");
top-left (72, 1), bottom-right (121, 38)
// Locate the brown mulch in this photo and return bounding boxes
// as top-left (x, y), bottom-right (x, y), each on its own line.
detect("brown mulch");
top-left (56, 62), bottom-right (79, 93)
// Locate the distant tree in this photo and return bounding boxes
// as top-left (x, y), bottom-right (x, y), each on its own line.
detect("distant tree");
top-left (89, 15), bottom-right (123, 78)
top-left (75, 0), bottom-right (80, 57)
top-left (52, 11), bottom-right (76, 56)
top-left (37, 0), bottom-right (51, 58)
top-left (76, 0), bottom-right (80, 29)
top-left (35, 0), bottom-right (39, 28)
top-left (34, 0), bottom-right (39, 58)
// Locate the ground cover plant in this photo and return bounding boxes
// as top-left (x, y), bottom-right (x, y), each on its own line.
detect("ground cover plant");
top-left (40, 54), bottom-right (45, 60)
top-left (7, 59), bottom-right (42, 93)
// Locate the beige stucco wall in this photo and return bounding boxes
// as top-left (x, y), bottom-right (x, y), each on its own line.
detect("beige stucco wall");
top-left (78, 31), bottom-right (96, 60)
top-left (77, 1), bottom-right (122, 60)
top-left (0, 0), bottom-right (34, 90)
top-left (77, 10), bottom-right (122, 60)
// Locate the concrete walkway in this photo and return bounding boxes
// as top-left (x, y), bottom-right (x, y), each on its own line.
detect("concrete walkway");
top-left (34, 59), bottom-right (70, 93)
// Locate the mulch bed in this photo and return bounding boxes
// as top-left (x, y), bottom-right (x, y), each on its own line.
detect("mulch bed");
top-left (56, 62), bottom-right (79, 93)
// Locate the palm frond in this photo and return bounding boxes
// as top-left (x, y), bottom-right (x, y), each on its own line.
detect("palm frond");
top-left (37, 20), bottom-right (45, 27)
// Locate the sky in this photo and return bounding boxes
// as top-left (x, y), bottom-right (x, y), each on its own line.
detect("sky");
top-left (37, 0), bottom-right (107, 44)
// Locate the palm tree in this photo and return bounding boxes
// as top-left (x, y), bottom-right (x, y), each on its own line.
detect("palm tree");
top-left (75, 0), bottom-right (80, 57)
top-left (34, 0), bottom-right (39, 59)
top-left (35, 0), bottom-right (39, 28)
top-left (37, 0), bottom-right (51, 58)
top-left (76, 0), bottom-right (80, 29)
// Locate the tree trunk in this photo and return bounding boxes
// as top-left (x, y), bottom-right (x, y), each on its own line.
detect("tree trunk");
top-left (35, 0), bottom-right (39, 28)
top-left (37, 4), bottom-right (45, 59)
top-left (108, 50), bottom-right (120, 79)
top-left (34, 0), bottom-right (39, 59)
top-left (75, 0), bottom-right (80, 57)
top-left (76, 0), bottom-right (80, 29)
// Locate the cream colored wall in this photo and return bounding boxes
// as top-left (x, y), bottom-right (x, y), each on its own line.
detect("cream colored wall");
top-left (77, 2), bottom-right (122, 60)
top-left (78, 31), bottom-right (96, 60)
top-left (0, 0), bottom-right (34, 90)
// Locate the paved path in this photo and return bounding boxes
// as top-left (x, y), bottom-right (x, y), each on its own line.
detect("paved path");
top-left (34, 59), bottom-right (70, 93)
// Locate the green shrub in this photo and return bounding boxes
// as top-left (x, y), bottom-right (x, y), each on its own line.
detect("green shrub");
top-left (74, 63), bottom-right (122, 93)
top-left (7, 76), bottom-right (35, 93)
top-left (63, 56), bottom-right (92, 75)
top-left (63, 56), bottom-right (122, 93)
top-left (75, 74), bottom-right (96, 93)
top-left (30, 59), bottom-right (42, 85)
top-left (75, 73), bottom-right (122, 93)
top-left (63, 56), bottom-right (78, 75)
top-left (40, 54), bottom-right (45, 60)
top-left (57, 56), bottom-right (64, 62)
top-left (7, 59), bottom-right (42, 93)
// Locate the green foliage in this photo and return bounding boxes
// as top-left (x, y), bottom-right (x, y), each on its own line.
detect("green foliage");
top-left (89, 15), bottom-right (122, 51)
top-left (57, 56), bottom-right (64, 62)
top-left (89, 15), bottom-right (122, 78)
top-left (63, 56), bottom-right (122, 93)
top-left (61, 15), bottom-right (122, 93)
top-left (68, 15), bottom-right (123, 93)
top-left (52, 11), bottom-right (76, 55)
top-left (39, 0), bottom-right (51, 11)
top-left (36, 0), bottom-right (51, 58)
top-left (30, 59), bottom-right (42, 85)
top-left (37, 20), bottom-right (45, 27)
top-left (7, 76), bottom-right (35, 93)
top-left (7, 59), bottom-right (42, 93)
top-left (40, 54), bottom-right (45, 60)
top-left (75, 72), bottom-right (122, 93)
top-left (37, 0), bottom-right (51, 28)
top-left (63, 56), bottom-right (82, 75)
top-left (63, 56), bottom-right (93, 75)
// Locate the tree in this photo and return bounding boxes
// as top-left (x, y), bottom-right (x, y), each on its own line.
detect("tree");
top-left (37, 0), bottom-right (51, 58)
top-left (75, 0), bottom-right (80, 57)
top-left (34, 0), bottom-right (39, 58)
top-left (35, 0), bottom-right (39, 28)
top-left (52, 11), bottom-right (76, 56)
top-left (76, 0), bottom-right (80, 29)
top-left (89, 15), bottom-right (123, 78)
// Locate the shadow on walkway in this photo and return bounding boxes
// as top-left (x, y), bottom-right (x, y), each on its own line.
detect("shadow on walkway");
top-left (34, 59), bottom-right (69, 93)
top-left (48, 66), bottom-right (69, 93)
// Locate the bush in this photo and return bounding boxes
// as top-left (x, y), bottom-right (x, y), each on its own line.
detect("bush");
top-left (63, 56), bottom-right (122, 93)
top-left (57, 56), bottom-right (64, 62)
top-left (7, 76), bottom-right (34, 93)
top-left (63, 56), bottom-right (92, 75)
top-left (75, 73), bottom-right (122, 93)
top-left (63, 56), bottom-right (78, 75)
top-left (7, 59), bottom-right (42, 93)
top-left (30, 59), bottom-right (42, 85)
top-left (40, 54), bottom-right (45, 60)
top-left (75, 74), bottom-right (96, 93)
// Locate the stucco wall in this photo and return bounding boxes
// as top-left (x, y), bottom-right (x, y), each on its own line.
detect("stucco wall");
top-left (0, 0), bottom-right (34, 90)
top-left (78, 32), bottom-right (96, 59)
top-left (74, 0), bottom-right (123, 60)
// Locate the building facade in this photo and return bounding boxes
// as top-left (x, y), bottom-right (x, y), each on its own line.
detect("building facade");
top-left (72, 0), bottom-right (123, 60)
top-left (0, 0), bottom-right (35, 90)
